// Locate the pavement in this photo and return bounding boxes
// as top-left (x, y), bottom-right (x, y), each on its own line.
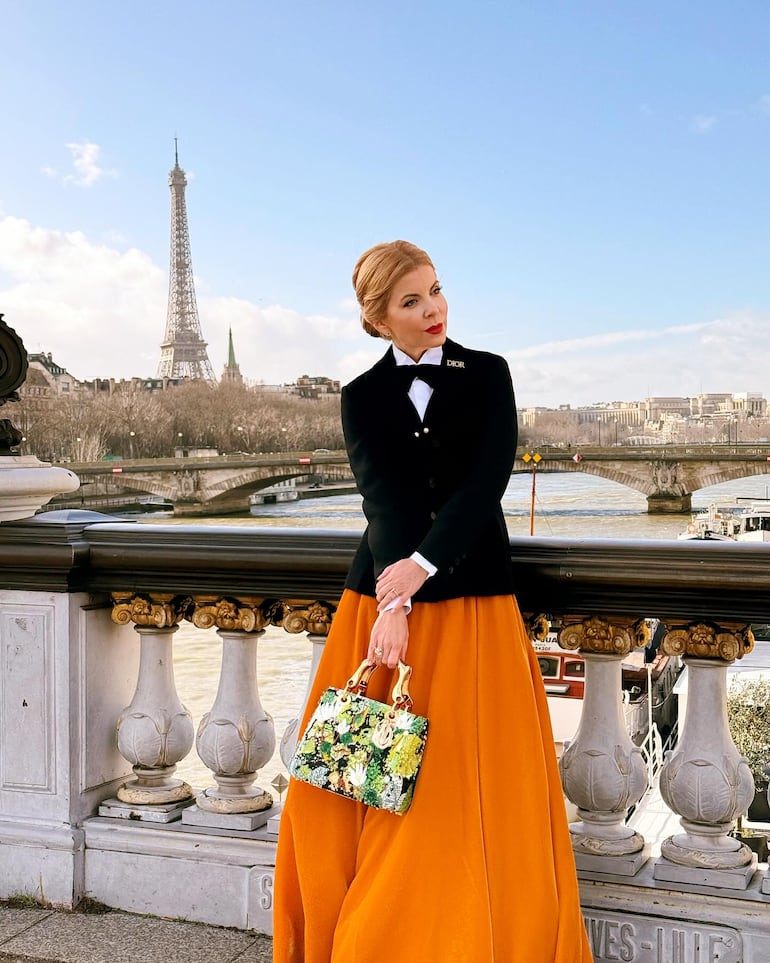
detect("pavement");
top-left (0, 902), bottom-right (273, 963)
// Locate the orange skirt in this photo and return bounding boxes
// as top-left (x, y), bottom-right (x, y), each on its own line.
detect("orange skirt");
top-left (273, 591), bottom-right (592, 963)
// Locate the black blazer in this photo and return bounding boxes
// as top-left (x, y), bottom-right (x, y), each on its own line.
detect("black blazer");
top-left (341, 337), bottom-right (518, 602)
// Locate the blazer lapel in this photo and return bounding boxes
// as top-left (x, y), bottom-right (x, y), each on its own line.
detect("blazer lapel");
top-left (423, 338), bottom-right (468, 423)
top-left (371, 347), bottom-right (423, 429)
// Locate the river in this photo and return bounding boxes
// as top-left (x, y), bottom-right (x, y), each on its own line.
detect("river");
top-left (137, 471), bottom-right (770, 798)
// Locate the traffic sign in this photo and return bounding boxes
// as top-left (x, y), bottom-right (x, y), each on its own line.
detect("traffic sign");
top-left (572, 453), bottom-right (582, 463)
top-left (111, 466), bottom-right (123, 474)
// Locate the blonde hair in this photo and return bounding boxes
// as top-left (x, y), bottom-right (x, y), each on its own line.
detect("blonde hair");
top-left (352, 240), bottom-right (435, 338)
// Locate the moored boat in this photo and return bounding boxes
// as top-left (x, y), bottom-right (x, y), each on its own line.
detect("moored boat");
top-left (533, 619), bottom-right (681, 751)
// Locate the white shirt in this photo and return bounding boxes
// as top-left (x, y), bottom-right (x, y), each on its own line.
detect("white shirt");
top-left (382, 345), bottom-right (440, 611)
top-left (392, 343), bottom-right (443, 422)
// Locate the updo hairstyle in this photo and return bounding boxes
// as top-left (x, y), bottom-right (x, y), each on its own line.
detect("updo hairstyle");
top-left (352, 240), bottom-right (435, 338)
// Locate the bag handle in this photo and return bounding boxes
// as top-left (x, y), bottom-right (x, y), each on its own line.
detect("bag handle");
top-left (344, 659), bottom-right (414, 712)
top-left (345, 660), bottom-right (378, 695)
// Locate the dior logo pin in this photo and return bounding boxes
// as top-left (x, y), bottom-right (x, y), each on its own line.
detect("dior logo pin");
top-left (447, 359), bottom-right (465, 368)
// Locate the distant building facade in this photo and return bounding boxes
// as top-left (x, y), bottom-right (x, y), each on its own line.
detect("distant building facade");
top-left (26, 353), bottom-right (80, 396)
top-left (289, 375), bottom-right (341, 399)
top-left (521, 390), bottom-right (770, 445)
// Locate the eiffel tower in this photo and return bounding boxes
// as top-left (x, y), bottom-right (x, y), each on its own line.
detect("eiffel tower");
top-left (156, 142), bottom-right (216, 381)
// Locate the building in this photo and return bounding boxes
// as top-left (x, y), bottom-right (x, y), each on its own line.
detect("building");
top-left (26, 352), bottom-right (80, 396)
top-left (289, 376), bottom-right (341, 399)
top-left (221, 329), bottom-right (244, 386)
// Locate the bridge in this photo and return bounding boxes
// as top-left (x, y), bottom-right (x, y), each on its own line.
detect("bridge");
top-left (54, 444), bottom-right (770, 515)
top-left (58, 452), bottom-right (355, 516)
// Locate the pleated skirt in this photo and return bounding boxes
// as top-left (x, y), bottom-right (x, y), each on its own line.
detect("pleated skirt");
top-left (273, 591), bottom-right (592, 963)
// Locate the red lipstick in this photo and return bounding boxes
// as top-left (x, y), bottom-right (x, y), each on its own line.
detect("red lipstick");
top-left (425, 323), bottom-right (444, 335)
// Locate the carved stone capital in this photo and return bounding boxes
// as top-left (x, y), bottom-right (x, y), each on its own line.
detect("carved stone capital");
top-left (111, 593), bottom-right (337, 636)
top-left (524, 612), bottom-right (550, 643)
top-left (111, 592), bottom-right (190, 628)
top-left (662, 621), bottom-right (754, 662)
top-left (558, 615), bottom-right (649, 656)
top-left (190, 595), bottom-right (267, 632)
top-left (264, 598), bottom-right (337, 636)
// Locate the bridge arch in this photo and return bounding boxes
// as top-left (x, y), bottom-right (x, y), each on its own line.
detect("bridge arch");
top-left (64, 447), bottom-right (770, 516)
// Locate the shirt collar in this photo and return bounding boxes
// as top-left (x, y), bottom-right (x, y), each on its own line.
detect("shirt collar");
top-left (392, 344), bottom-right (444, 367)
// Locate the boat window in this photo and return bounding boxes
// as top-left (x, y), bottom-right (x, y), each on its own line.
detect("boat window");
top-left (537, 656), bottom-right (560, 678)
top-left (563, 660), bottom-right (586, 679)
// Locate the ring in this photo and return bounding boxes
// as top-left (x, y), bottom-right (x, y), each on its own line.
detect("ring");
top-left (374, 647), bottom-right (383, 656)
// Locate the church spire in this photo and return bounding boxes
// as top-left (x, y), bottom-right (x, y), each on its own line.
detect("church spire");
top-left (221, 327), bottom-right (243, 385)
top-left (227, 327), bottom-right (237, 367)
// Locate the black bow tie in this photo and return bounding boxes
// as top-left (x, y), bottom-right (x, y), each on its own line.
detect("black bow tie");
top-left (393, 364), bottom-right (445, 390)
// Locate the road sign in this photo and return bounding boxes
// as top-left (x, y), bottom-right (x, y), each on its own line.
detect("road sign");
top-left (572, 453), bottom-right (582, 463)
top-left (298, 456), bottom-right (312, 465)
top-left (111, 466), bottom-right (123, 474)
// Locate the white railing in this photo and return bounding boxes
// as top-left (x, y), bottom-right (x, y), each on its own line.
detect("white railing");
top-left (2, 517), bottom-right (770, 955)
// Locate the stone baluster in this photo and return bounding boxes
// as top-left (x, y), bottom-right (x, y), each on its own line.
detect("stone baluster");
top-left (654, 621), bottom-right (756, 889)
top-left (108, 593), bottom-right (195, 820)
top-left (558, 616), bottom-right (650, 875)
top-left (176, 596), bottom-right (275, 829)
top-left (280, 632), bottom-right (328, 768)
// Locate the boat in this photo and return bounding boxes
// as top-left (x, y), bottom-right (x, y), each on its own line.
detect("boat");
top-left (678, 499), bottom-right (770, 542)
top-left (677, 503), bottom-right (739, 540)
top-left (249, 478), bottom-right (299, 506)
top-left (734, 498), bottom-right (770, 542)
top-left (533, 619), bottom-right (681, 751)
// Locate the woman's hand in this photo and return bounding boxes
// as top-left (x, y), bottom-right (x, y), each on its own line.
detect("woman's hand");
top-left (368, 607), bottom-right (409, 669)
top-left (375, 558), bottom-right (429, 612)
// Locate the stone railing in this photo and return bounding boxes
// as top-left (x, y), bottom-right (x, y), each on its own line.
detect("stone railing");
top-left (1, 511), bottom-right (770, 956)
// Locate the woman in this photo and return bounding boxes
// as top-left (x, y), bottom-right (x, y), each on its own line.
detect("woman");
top-left (274, 241), bottom-right (592, 962)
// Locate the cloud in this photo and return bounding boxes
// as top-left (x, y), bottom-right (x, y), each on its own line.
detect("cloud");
top-left (42, 141), bottom-right (117, 187)
top-left (199, 296), bottom-right (361, 383)
top-left (0, 215), bottom-right (363, 384)
top-left (505, 321), bottom-right (713, 360)
top-left (507, 315), bottom-right (770, 408)
top-left (0, 213), bottom-right (767, 408)
top-left (690, 114), bottom-right (716, 134)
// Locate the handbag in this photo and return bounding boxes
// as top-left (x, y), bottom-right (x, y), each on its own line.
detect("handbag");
top-left (289, 659), bottom-right (429, 815)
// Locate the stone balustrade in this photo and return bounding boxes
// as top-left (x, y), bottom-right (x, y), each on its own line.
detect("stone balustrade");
top-left (1, 511), bottom-right (770, 956)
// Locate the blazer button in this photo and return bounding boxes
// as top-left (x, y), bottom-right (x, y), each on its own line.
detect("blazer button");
top-left (423, 427), bottom-right (430, 434)
top-left (428, 478), bottom-right (436, 488)
top-left (448, 566), bottom-right (454, 574)
top-left (430, 511), bottom-right (437, 520)
top-left (414, 431), bottom-right (420, 438)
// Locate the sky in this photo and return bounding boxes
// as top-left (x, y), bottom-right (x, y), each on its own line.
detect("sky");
top-left (2, 1), bottom-right (770, 408)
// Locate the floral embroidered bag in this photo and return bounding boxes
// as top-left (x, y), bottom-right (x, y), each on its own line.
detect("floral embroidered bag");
top-left (289, 660), bottom-right (429, 815)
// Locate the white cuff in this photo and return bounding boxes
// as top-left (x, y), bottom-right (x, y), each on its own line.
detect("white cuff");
top-left (383, 597), bottom-right (412, 614)
top-left (411, 551), bottom-right (437, 578)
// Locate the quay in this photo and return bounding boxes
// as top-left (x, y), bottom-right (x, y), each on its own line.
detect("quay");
top-left (2, 505), bottom-right (770, 958)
